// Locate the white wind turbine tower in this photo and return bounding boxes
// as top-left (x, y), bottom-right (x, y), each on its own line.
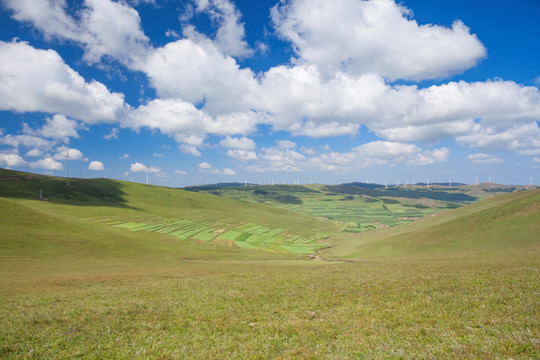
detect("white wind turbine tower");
top-left (146, 162), bottom-right (149, 185)
top-left (65, 149), bottom-right (70, 185)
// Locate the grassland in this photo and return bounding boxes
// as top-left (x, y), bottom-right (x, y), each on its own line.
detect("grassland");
top-left (1, 169), bottom-right (538, 358)
top-left (1, 254), bottom-right (538, 359)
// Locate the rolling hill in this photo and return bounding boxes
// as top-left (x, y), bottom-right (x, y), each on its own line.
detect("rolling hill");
top-left (0, 168), bottom-right (338, 269)
top-left (329, 188), bottom-right (540, 258)
top-left (1, 168), bottom-right (538, 262)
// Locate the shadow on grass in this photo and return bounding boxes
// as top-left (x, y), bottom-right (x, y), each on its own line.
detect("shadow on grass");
top-left (0, 168), bottom-right (137, 209)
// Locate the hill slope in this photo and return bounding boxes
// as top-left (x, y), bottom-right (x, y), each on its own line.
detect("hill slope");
top-left (330, 189), bottom-right (540, 258)
top-left (0, 169), bottom-right (338, 267)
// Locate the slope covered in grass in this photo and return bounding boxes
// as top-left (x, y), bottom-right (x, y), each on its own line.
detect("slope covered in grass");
top-left (0, 169), bottom-right (337, 265)
top-left (330, 189), bottom-right (540, 259)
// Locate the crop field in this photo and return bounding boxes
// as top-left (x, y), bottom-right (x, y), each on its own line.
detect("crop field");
top-left (110, 218), bottom-right (328, 254)
top-left (190, 185), bottom-right (461, 232)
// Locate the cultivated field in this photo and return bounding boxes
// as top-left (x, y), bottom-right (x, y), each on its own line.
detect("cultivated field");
top-left (0, 168), bottom-right (538, 359)
top-left (188, 182), bottom-right (524, 232)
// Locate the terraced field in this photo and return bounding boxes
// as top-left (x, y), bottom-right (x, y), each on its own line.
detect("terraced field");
top-left (189, 185), bottom-right (453, 232)
top-left (89, 217), bottom-right (328, 254)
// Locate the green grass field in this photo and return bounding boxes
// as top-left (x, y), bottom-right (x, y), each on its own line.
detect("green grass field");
top-left (1, 168), bottom-right (538, 358)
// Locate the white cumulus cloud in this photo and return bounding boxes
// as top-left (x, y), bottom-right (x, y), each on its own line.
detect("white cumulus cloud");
top-left (88, 160), bottom-right (104, 171)
top-left (30, 157), bottom-right (63, 171)
top-left (130, 162), bottom-right (160, 173)
top-left (2, 0), bottom-right (150, 66)
top-left (197, 161), bottom-right (236, 175)
top-left (0, 41), bottom-right (127, 123)
top-left (0, 151), bottom-right (27, 168)
top-left (192, 0), bottom-right (253, 58)
top-left (271, 0), bottom-right (486, 81)
top-left (467, 153), bottom-right (503, 164)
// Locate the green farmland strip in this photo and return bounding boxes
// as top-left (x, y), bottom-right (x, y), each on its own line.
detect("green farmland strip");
top-left (114, 217), bottom-right (326, 254)
top-left (219, 230), bottom-right (243, 241)
top-left (193, 230), bottom-right (217, 241)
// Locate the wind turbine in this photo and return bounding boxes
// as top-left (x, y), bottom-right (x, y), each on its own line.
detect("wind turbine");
top-left (65, 149), bottom-right (70, 185)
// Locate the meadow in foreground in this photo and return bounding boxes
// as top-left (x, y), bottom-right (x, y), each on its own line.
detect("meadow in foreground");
top-left (1, 253), bottom-right (538, 359)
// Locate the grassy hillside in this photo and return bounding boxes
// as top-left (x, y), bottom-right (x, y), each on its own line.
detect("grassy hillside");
top-left (329, 188), bottom-right (540, 259)
top-left (0, 169), bottom-right (337, 263)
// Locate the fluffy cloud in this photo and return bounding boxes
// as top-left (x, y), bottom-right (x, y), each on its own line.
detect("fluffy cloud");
top-left (192, 0), bottom-right (253, 58)
top-left (253, 144), bottom-right (307, 172)
top-left (88, 160), bottom-right (104, 171)
top-left (353, 142), bottom-right (449, 166)
top-left (258, 69), bottom-right (540, 148)
top-left (0, 115), bottom-right (85, 162)
top-left (219, 135), bottom-right (256, 150)
top-left (104, 128), bottom-right (119, 140)
top-left (29, 157), bottom-right (63, 171)
top-left (3, 0), bottom-right (149, 66)
top-left (127, 99), bottom-right (259, 155)
top-left (0, 151), bottom-right (27, 168)
top-left (222, 168), bottom-right (237, 175)
top-left (3, 0), bottom-right (80, 41)
top-left (130, 162), bottom-right (160, 173)
top-left (219, 136), bottom-right (258, 161)
top-left (78, 0), bottom-right (150, 65)
top-left (141, 37), bottom-right (257, 115)
top-left (197, 161), bottom-right (236, 175)
top-left (271, 0), bottom-right (486, 81)
top-left (22, 114), bottom-right (83, 143)
top-left (277, 140), bottom-right (296, 149)
top-left (1, 133), bottom-right (54, 151)
top-left (53, 146), bottom-right (88, 162)
top-left (25, 149), bottom-right (43, 158)
top-left (0, 41), bottom-right (127, 123)
top-left (247, 141), bottom-right (449, 173)
top-left (467, 153), bottom-right (503, 164)
top-left (456, 122), bottom-right (540, 155)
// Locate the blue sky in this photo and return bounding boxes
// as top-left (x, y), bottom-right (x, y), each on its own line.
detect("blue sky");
top-left (1, 0), bottom-right (539, 186)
